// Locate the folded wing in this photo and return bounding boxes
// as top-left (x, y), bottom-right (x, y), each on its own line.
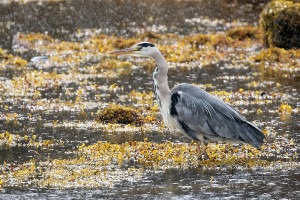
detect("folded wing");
top-left (170, 84), bottom-right (265, 148)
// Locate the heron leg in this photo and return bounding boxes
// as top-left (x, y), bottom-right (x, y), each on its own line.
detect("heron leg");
top-left (196, 136), bottom-right (208, 160)
top-left (201, 141), bottom-right (209, 160)
top-left (196, 142), bottom-right (201, 155)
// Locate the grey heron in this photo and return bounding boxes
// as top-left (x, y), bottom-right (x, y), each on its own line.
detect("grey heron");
top-left (109, 42), bottom-right (266, 159)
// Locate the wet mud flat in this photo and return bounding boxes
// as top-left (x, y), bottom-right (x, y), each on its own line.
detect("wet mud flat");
top-left (0, 0), bottom-right (267, 51)
top-left (0, 0), bottom-right (299, 199)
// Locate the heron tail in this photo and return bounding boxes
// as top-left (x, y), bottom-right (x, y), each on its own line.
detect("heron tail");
top-left (238, 120), bottom-right (266, 149)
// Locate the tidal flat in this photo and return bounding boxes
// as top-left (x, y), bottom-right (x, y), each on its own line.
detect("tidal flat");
top-left (0, 0), bottom-right (299, 199)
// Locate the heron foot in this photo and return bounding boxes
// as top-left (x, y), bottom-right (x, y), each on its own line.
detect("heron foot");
top-left (197, 151), bottom-right (209, 161)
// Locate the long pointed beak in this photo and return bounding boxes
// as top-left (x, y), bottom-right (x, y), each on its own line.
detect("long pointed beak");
top-left (108, 48), bottom-right (134, 55)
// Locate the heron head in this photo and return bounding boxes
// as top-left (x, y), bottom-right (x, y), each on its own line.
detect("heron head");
top-left (109, 42), bottom-right (158, 58)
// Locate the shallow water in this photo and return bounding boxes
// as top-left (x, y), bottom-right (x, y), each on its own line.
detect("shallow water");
top-left (0, 0), bottom-right (299, 199)
top-left (1, 169), bottom-right (299, 199)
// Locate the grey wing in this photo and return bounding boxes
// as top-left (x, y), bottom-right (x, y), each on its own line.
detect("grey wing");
top-left (170, 84), bottom-right (265, 148)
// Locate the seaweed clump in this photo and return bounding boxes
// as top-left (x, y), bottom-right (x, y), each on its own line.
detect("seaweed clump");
top-left (251, 47), bottom-right (300, 63)
top-left (226, 26), bottom-right (262, 41)
top-left (259, 0), bottom-right (300, 49)
top-left (97, 104), bottom-right (142, 125)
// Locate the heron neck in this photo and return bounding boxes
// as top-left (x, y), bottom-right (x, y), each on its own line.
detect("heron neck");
top-left (152, 52), bottom-right (171, 108)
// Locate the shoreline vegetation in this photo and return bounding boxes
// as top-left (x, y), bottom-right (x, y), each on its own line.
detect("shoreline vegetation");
top-left (1, 26), bottom-right (299, 189)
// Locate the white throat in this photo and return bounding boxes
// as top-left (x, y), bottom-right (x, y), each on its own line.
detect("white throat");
top-left (151, 50), bottom-right (172, 128)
